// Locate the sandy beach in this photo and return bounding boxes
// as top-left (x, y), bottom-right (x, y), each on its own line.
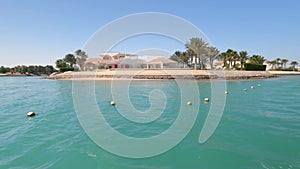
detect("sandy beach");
top-left (48, 69), bottom-right (276, 80)
top-left (268, 71), bottom-right (300, 75)
top-left (0, 73), bottom-right (32, 77)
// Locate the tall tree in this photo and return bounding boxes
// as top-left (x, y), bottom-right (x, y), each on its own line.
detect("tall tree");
top-left (276, 58), bottom-right (282, 68)
top-left (207, 46), bottom-right (219, 69)
top-left (75, 49), bottom-right (88, 70)
top-left (281, 59), bottom-right (288, 69)
top-left (186, 48), bottom-right (196, 66)
top-left (219, 52), bottom-right (229, 69)
top-left (224, 49), bottom-right (236, 69)
top-left (45, 65), bottom-right (56, 75)
top-left (269, 60), bottom-right (277, 70)
top-left (290, 61), bottom-right (298, 71)
top-left (170, 51), bottom-right (182, 63)
top-left (231, 50), bottom-right (239, 68)
top-left (56, 59), bottom-right (68, 71)
top-left (239, 51), bottom-right (248, 70)
top-left (0, 66), bottom-right (10, 73)
top-left (64, 54), bottom-right (76, 68)
top-left (249, 55), bottom-right (265, 65)
top-left (185, 37), bottom-right (208, 70)
top-left (170, 51), bottom-right (189, 65)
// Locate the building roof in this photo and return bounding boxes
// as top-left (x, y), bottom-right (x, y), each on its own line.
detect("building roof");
top-left (85, 58), bottom-right (119, 65)
top-left (99, 60), bottom-right (119, 64)
top-left (100, 52), bottom-right (120, 57)
top-left (85, 58), bottom-right (102, 63)
top-left (119, 58), bottom-right (146, 64)
top-left (100, 52), bottom-right (137, 57)
top-left (85, 55), bottom-right (177, 65)
top-left (148, 58), bottom-right (178, 64)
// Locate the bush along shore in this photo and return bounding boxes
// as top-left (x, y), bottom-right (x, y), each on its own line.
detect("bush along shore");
top-left (0, 65), bottom-right (56, 76)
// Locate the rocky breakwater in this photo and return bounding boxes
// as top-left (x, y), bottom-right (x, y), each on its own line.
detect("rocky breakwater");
top-left (47, 70), bottom-right (276, 80)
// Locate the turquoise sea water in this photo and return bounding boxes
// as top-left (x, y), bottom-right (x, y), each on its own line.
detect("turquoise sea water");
top-left (0, 76), bottom-right (299, 169)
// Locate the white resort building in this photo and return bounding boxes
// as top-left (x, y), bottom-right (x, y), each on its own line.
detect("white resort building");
top-left (84, 52), bottom-right (180, 70)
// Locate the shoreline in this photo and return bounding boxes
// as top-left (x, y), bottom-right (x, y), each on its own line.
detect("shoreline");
top-left (0, 73), bottom-right (46, 77)
top-left (47, 69), bottom-right (279, 81)
top-left (268, 71), bottom-right (300, 75)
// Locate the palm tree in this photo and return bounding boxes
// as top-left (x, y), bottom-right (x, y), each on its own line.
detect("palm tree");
top-left (270, 60), bottom-right (277, 70)
top-left (185, 37), bottom-right (208, 70)
top-left (275, 58), bottom-right (281, 68)
top-left (281, 59), bottom-right (288, 69)
top-left (249, 55), bottom-right (265, 65)
top-left (75, 49), bottom-right (88, 70)
top-left (224, 49), bottom-right (240, 69)
top-left (239, 51), bottom-right (248, 70)
top-left (290, 61), bottom-right (298, 71)
top-left (186, 49), bottom-right (196, 67)
top-left (226, 50), bottom-right (232, 69)
top-left (207, 46), bottom-right (219, 69)
top-left (219, 52), bottom-right (228, 69)
top-left (232, 51), bottom-right (239, 69)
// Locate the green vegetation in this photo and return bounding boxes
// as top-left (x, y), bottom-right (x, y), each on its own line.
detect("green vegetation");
top-left (170, 37), bottom-right (219, 70)
top-left (244, 63), bottom-right (267, 71)
top-left (171, 37), bottom-right (267, 71)
top-left (219, 49), bottom-right (241, 70)
top-left (220, 50), bottom-right (266, 70)
top-left (268, 58), bottom-right (299, 71)
top-left (55, 49), bottom-right (88, 72)
top-left (64, 54), bottom-right (76, 68)
top-left (249, 55), bottom-right (265, 65)
top-left (0, 65), bottom-right (56, 75)
top-left (281, 59), bottom-right (288, 68)
top-left (239, 51), bottom-right (248, 70)
top-left (0, 66), bottom-right (11, 73)
top-left (185, 37), bottom-right (208, 70)
top-left (171, 37), bottom-right (299, 71)
top-left (55, 59), bottom-right (74, 72)
top-left (207, 47), bottom-right (219, 70)
top-left (75, 49), bottom-right (88, 70)
top-left (170, 51), bottom-right (189, 65)
top-left (290, 61), bottom-right (298, 71)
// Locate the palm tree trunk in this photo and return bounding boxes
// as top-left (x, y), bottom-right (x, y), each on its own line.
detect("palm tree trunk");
top-left (193, 56), bottom-right (196, 70)
top-left (198, 54), bottom-right (201, 70)
top-left (241, 61), bottom-right (243, 70)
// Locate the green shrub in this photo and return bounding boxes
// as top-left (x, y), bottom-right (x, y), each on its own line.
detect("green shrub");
top-left (275, 68), bottom-right (294, 71)
top-left (59, 67), bottom-right (74, 72)
top-left (244, 63), bottom-right (266, 71)
top-left (0, 66), bottom-right (10, 73)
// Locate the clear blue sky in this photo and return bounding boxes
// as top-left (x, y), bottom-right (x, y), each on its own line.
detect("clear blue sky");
top-left (1, 0), bottom-right (299, 67)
